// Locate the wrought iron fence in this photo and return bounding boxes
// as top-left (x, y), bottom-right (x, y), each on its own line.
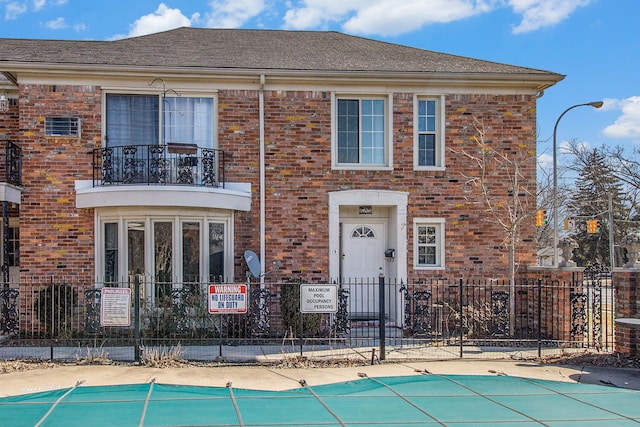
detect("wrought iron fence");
top-left (92, 144), bottom-right (225, 187)
top-left (1, 140), bottom-right (21, 186)
top-left (0, 274), bottom-right (614, 362)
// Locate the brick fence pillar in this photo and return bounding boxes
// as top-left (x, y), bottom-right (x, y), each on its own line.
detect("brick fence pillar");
top-left (614, 270), bottom-right (640, 355)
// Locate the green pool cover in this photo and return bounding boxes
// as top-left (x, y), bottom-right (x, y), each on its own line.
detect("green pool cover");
top-left (1, 374), bottom-right (639, 426)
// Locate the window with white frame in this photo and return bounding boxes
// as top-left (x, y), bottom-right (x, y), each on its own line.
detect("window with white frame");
top-left (414, 96), bottom-right (444, 169)
top-left (98, 209), bottom-right (231, 303)
top-left (105, 94), bottom-right (214, 148)
top-left (414, 218), bottom-right (445, 269)
top-left (334, 95), bottom-right (391, 168)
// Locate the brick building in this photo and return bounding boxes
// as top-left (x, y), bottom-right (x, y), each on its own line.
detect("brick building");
top-left (0, 28), bottom-right (563, 305)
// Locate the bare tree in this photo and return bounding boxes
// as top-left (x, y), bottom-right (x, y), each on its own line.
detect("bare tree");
top-left (536, 143), bottom-right (580, 264)
top-left (597, 144), bottom-right (640, 218)
top-left (455, 120), bottom-right (538, 333)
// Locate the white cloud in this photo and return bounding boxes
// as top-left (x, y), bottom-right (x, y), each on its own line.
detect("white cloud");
top-left (282, 0), bottom-right (593, 37)
top-left (205, 0), bottom-right (265, 28)
top-left (5, 0), bottom-right (67, 21)
top-left (538, 152), bottom-right (553, 171)
top-left (73, 22), bottom-right (86, 32)
top-left (125, 3), bottom-right (195, 38)
top-left (5, 2), bottom-right (28, 20)
top-left (603, 97), bottom-right (640, 139)
top-left (283, 0), bottom-right (361, 30)
top-left (284, 0), bottom-right (495, 35)
top-left (32, 0), bottom-right (45, 11)
top-left (509, 0), bottom-right (592, 34)
top-left (343, 0), bottom-right (491, 36)
top-left (44, 16), bottom-right (66, 29)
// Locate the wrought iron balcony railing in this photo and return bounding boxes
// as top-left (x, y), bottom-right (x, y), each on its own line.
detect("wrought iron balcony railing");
top-left (1, 141), bottom-right (21, 187)
top-left (92, 143), bottom-right (225, 188)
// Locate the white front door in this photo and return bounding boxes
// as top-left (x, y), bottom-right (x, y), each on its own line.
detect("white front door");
top-left (341, 221), bottom-right (386, 318)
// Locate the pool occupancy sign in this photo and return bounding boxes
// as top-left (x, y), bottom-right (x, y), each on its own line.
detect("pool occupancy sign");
top-left (300, 284), bottom-right (338, 313)
top-left (208, 284), bottom-right (248, 314)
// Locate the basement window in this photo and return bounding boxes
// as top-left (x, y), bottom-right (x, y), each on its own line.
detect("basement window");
top-left (45, 117), bottom-right (81, 137)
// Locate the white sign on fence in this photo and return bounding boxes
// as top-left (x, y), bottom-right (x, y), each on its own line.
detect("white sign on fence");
top-left (100, 287), bottom-right (131, 327)
top-left (208, 284), bottom-right (248, 314)
top-left (300, 284), bottom-right (338, 313)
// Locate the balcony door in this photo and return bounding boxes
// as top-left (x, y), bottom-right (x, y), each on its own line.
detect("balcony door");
top-left (104, 94), bottom-right (215, 184)
top-left (105, 94), bottom-right (214, 149)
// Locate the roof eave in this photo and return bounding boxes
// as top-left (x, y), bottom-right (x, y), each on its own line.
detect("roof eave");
top-left (0, 62), bottom-right (565, 92)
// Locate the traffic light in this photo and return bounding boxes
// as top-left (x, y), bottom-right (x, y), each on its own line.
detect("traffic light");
top-left (535, 209), bottom-right (547, 227)
top-left (586, 219), bottom-right (601, 234)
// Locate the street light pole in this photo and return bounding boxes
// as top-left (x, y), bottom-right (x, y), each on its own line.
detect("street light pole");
top-left (552, 101), bottom-right (604, 267)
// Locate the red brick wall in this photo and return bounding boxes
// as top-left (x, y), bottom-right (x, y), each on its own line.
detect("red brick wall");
top-left (615, 271), bottom-right (640, 355)
top-left (18, 84), bottom-right (99, 280)
top-left (222, 90), bottom-right (538, 282)
top-left (14, 86), bottom-right (538, 284)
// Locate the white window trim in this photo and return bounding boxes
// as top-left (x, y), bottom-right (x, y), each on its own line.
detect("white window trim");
top-left (413, 217), bottom-right (445, 270)
top-left (413, 95), bottom-right (445, 171)
top-left (331, 92), bottom-right (393, 171)
top-left (94, 208), bottom-right (233, 286)
top-left (101, 90), bottom-right (218, 149)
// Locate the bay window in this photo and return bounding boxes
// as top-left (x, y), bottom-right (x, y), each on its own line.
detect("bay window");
top-left (98, 209), bottom-right (232, 303)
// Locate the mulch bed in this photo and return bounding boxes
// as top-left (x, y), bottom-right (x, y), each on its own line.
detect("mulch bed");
top-left (1, 352), bottom-right (639, 375)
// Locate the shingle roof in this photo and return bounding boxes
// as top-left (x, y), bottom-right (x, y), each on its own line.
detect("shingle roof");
top-left (0, 27), bottom-right (561, 78)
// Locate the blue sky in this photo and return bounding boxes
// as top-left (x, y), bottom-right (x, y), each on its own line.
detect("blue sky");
top-left (0, 0), bottom-right (637, 174)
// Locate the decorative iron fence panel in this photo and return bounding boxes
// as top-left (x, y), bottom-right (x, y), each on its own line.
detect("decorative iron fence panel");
top-left (92, 144), bottom-right (224, 188)
top-left (0, 274), bottom-right (615, 362)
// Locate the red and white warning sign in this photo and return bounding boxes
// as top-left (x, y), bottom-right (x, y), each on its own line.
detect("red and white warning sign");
top-left (208, 284), bottom-right (248, 314)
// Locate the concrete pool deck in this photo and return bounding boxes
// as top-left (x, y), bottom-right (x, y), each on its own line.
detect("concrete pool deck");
top-left (2, 358), bottom-right (639, 398)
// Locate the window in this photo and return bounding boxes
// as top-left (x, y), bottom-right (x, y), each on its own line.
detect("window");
top-left (352, 225), bottom-right (376, 238)
top-left (45, 117), bottom-right (80, 137)
top-left (7, 226), bottom-right (18, 267)
top-left (414, 218), bottom-right (445, 269)
top-left (106, 95), bottom-right (158, 147)
top-left (105, 94), bottom-right (214, 148)
top-left (104, 222), bottom-right (118, 282)
top-left (98, 210), bottom-right (231, 302)
top-left (414, 96), bottom-right (444, 169)
top-left (103, 93), bottom-right (216, 185)
top-left (164, 97), bottom-right (214, 148)
top-left (334, 95), bottom-right (391, 168)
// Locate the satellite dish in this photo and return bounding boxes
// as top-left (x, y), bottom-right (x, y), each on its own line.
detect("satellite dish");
top-left (244, 250), bottom-right (261, 278)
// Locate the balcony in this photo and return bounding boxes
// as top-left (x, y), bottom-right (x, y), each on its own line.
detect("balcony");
top-left (77, 143), bottom-right (250, 212)
top-left (0, 141), bottom-right (21, 186)
top-left (0, 141), bottom-right (21, 204)
top-left (92, 143), bottom-right (225, 188)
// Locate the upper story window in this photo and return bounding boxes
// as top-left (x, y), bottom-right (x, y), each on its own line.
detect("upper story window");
top-left (106, 94), bottom-right (159, 147)
top-left (414, 218), bottom-right (445, 269)
top-left (414, 96), bottom-right (445, 170)
top-left (105, 94), bottom-right (214, 149)
top-left (45, 117), bottom-right (80, 137)
top-left (333, 95), bottom-right (391, 169)
top-left (163, 97), bottom-right (214, 148)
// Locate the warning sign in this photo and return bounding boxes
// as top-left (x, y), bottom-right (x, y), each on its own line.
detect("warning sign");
top-left (300, 284), bottom-right (338, 313)
top-left (208, 284), bottom-right (248, 314)
top-left (100, 287), bottom-right (131, 327)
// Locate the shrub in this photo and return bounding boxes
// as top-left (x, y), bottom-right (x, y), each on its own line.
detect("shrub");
top-left (34, 283), bottom-right (78, 338)
top-left (280, 279), bottom-right (321, 335)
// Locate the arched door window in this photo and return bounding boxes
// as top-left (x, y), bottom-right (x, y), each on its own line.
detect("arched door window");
top-left (351, 225), bottom-right (376, 238)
